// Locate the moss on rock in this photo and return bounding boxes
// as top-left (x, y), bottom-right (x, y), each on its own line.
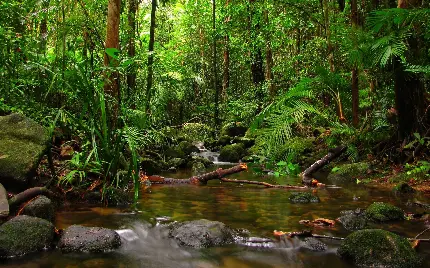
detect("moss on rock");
top-left (218, 143), bottom-right (246, 163)
top-left (327, 162), bottom-right (370, 183)
top-left (220, 122), bottom-right (247, 137)
top-left (338, 229), bottom-right (421, 268)
top-left (21, 195), bottom-right (55, 222)
top-left (393, 182), bottom-right (415, 194)
top-left (0, 215), bottom-right (55, 258)
top-left (140, 158), bottom-right (168, 175)
top-left (0, 113), bottom-right (49, 191)
top-left (365, 202), bottom-right (405, 222)
top-left (289, 192), bottom-right (320, 204)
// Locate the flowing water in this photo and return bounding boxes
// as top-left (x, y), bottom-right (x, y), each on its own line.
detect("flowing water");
top-left (2, 162), bottom-right (430, 267)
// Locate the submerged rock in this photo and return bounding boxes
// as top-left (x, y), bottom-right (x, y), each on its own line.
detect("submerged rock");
top-left (365, 202), bottom-right (405, 222)
top-left (0, 215), bottom-right (55, 258)
top-left (0, 113), bottom-right (50, 191)
top-left (338, 209), bottom-right (368, 231)
top-left (338, 229), bottom-right (421, 268)
top-left (288, 192), bottom-right (320, 204)
top-left (169, 219), bottom-right (235, 248)
top-left (302, 237), bottom-right (327, 252)
top-left (21, 195), bottom-right (55, 222)
top-left (218, 143), bottom-right (246, 163)
top-left (58, 225), bottom-right (121, 253)
top-left (327, 162), bottom-right (370, 184)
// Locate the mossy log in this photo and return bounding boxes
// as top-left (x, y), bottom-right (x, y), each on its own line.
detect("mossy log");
top-left (301, 145), bottom-right (346, 186)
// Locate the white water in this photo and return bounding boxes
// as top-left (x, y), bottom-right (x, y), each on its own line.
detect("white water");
top-left (193, 142), bottom-right (236, 165)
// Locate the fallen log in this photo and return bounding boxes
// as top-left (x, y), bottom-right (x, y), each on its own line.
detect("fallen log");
top-left (301, 145), bottom-right (346, 186)
top-left (144, 164), bottom-right (248, 185)
top-left (8, 187), bottom-right (61, 213)
top-left (219, 178), bottom-right (309, 189)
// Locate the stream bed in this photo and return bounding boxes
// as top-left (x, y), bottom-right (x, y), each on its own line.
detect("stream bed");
top-left (2, 166), bottom-right (430, 268)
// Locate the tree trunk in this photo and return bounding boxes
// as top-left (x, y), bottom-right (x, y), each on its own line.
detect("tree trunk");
top-left (323, 0), bottom-right (335, 72)
top-left (263, 8), bottom-right (275, 99)
top-left (395, 0), bottom-right (426, 139)
top-left (127, 0), bottom-right (138, 99)
top-left (213, 0), bottom-right (220, 133)
top-left (249, 0), bottom-right (265, 88)
top-left (351, 0), bottom-right (359, 127)
top-left (104, 0), bottom-right (121, 124)
top-left (145, 0), bottom-right (157, 114)
top-left (222, 0), bottom-right (230, 100)
top-left (39, 0), bottom-right (49, 54)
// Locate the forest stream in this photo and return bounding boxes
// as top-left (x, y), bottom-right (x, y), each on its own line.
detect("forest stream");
top-left (2, 163), bottom-right (430, 268)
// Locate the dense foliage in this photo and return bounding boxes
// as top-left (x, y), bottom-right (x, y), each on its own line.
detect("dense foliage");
top-left (1, 0), bottom-right (429, 200)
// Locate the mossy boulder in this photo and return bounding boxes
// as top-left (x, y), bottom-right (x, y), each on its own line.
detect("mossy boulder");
top-left (0, 113), bottom-right (50, 191)
top-left (0, 183), bottom-right (8, 219)
top-left (218, 143), bottom-right (246, 163)
top-left (191, 162), bottom-right (206, 175)
top-left (338, 209), bottom-right (368, 231)
top-left (140, 158), bottom-right (168, 175)
top-left (289, 192), bottom-right (320, 204)
top-left (187, 155), bottom-right (213, 168)
top-left (365, 202), bottom-right (405, 222)
top-left (177, 141), bottom-right (200, 158)
top-left (0, 215), bottom-right (55, 258)
top-left (58, 225), bottom-right (121, 253)
top-left (393, 182), bottom-right (415, 194)
top-left (169, 219), bottom-right (235, 248)
top-left (232, 137), bottom-right (255, 148)
top-left (21, 195), bottom-right (55, 222)
top-left (168, 158), bottom-right (186, 169)
top-left (221, 122), bottom-right (247, 137)
top-left (217, 135), bottom-right (232, 146)
top-left (327, 162), bottom-right (370, 184)
top-left (338, 229), bottom-right (421, 268)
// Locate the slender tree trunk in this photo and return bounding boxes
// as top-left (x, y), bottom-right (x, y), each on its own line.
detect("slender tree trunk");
top-left (222, 0), bottom-right (230, 100)
top-left (249, 0), bottom-right (264, 88)
top-left (213, 0), bottom-right (220, 133)
top-left (104, 0), bottom-right (121, 124)
top-left (263, 8), bottom-right (275, 99)
top-left (145, 0), bottom-right (157, 114)
top-left (39, 0), bottom-right (49, 54)
top-left (127, 0), bottom-right (138, 99)
top-left (351, 0), bottom-right (359, 127)
top-left (323, 0), bottom-right (335, 72)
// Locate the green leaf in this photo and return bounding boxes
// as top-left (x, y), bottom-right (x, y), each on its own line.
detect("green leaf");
top-left (277, 161), bottom-right (287, 166)
top-left (331, 167), bottom-right (340, 173)
top-left (356, 178), bottom-right (361, 184)
top-left (274, 172), bottom-right (280, 177)
top-left (105, 48), bottom-right (120, 60)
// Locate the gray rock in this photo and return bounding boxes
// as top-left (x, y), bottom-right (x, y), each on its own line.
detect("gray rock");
top-left (0, 114), bottom-right (49, 191)
top-left (0, 215), bottom-right (55, 258)
top-left (169, 219), bottom-right (235, 248)
top-left (338, 229), bottom-right (421, 268)
top-left (302, 237), bottom-right (327, 251)
top-left (0, 183), bottom-right (8, 218)
top-left (21, 195), bottom-right (55, 222)
top-left (338, 209), bottom-right (368, 231)
top-left (58, 225), bottom-right (121, 253)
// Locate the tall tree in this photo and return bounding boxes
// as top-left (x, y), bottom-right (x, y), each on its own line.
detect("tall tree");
top-left (249, 0), bottom-right (264, 87)
top-left (127, 0), bottom-right (138, 97)
top-left (213, 0), bottom-right (220, 132)
top-left (145, 0), bottom-right (157, 114)
top-left (104, 0), bottom-right (121, 123)
top-left (222, 0), bottom-right (230, 100)
top-left (351, 0), bottom-right (359, 126)
top-left (263, 6), bottom-right (275, 98)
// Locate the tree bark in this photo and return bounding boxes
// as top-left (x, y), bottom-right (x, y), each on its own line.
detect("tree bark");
top-left (249, 0), bottom-right (265, 88)
top-left (127, 0), bottom-right (138, 98)
top-left (222, 0), bottom-right (230, 100)
top-left (213, 0), bottom-right (220, 133)
top-left (301, 146), bottom-right (346, 186)
top-left (145, 0), bottom-right (157, 114)
top-left (263, 8), bottom-right (275, 99)
top-left (351, 0), bottom-right (359, 127)
top-left (144, 164), bottom-right (248, 185)
top-left (104, 0), bottom-right (121, 124)
top-left (323, 0), bottom-right (335, 73)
